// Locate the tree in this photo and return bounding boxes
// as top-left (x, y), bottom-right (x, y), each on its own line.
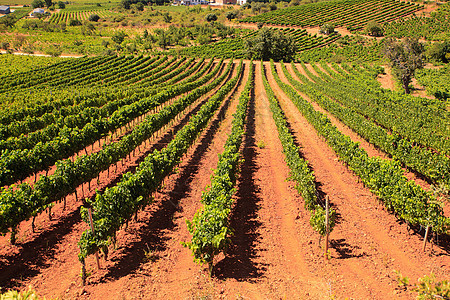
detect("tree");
top-left (365, 21), bottom-right (383, 37)
top-left (44, 0), bottom-right (52, 8)
top-left (241, 2), bottom-right (251, 9)
top-left (31, 0), bottom-right (44, 8)
top-left (244, 27), bottom-right (297, 61)
top-left (268, 2), bottom-right (277, 11)
top-left (319, 23), bottom-right (334, 35)
top-left (88, 14), bottom-right (100, 22)
top-left (226, 11), bottom-right (237, 21)
top-left (57, 1), bottom-right (65, 9)
top-left (205, 13), bottom-right (217, 23)
top-left (121, 0), bottom-right (131, 9)
top-left (112, 30), bottom-right (127, 44)
top-left (134, 2), bottom-right (144, 11)
top-left (383, 37), bottom-right (424, 94)
top-left (155, 29), bottom-right (169, 49)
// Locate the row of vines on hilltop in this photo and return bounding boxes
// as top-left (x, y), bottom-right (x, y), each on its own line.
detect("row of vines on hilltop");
top-left (240, 0), bottom-right (422, 32)
top-left (172, 27), bottom-right (341, 59)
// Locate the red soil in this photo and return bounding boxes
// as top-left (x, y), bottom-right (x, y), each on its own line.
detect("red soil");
top-left (0, 60), bottom-right (448, 299)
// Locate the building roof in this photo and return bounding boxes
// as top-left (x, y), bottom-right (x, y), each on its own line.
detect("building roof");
top-left (0, 5), bottom-right (10, 10)
top-left (32, 8), bottom-right (45, 13)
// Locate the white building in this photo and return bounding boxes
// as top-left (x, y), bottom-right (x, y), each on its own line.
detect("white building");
top-left (0, 5), bottom-right (10, 14)
top-left (31, 8), bottom-right (45, 17)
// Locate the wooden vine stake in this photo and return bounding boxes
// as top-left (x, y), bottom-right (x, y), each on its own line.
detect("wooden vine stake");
top-left (81, 258), bottom-right (86, 286)
top-left (88, 208), bottom-right (101, 270)
top-left (422, 224), bottom-right (430, 252)
top-left (325, 196), bottom-right (330, 259)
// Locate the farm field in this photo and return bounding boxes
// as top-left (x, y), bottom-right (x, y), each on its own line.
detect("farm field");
top-left (0, 56), bottom-right (448, 299)
top-left (1, 0), bottom-right (450, 298)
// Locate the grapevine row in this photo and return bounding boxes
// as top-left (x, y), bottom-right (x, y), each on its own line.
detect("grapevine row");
top-left (270, 61), bottom-right (449, 234)
top-left (185, 61), bottom-right (253, 271)
top-left (282, 62), bottom-right (450, 188)
top-left (0, 58), bottom-right (226, 242)
top-left (77, 60), bottom-right (243, 284)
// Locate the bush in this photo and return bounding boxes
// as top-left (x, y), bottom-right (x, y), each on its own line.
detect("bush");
top-left (365, 21), bottom-right (383, 37)
top-left (112, 30), bottom-right (127, 44)
top-left (426, 41), bottom-right (450, 63)
top-left (57, 1), bottom-right (65, 8)
top-left (88, 14), bottom-right (100, 22)
top-left (68, 18), bottom-right (81, 26)
top-left (226, 11), bottom-right (237, 21)
top-left (205, 13), bottom-right (217, 23)
top-left (319, 23), bottom-right (334, 35)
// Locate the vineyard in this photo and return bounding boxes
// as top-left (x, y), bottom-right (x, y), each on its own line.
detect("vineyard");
top-left (383, 2), bottom-right (450, 40)
top-left (0, 0), bottom-right (450, 297)
top-left (48, 10), bottom-right (112, 24)
top-left (172, 28), bottom-right (341, 58)
top-left (239, 0), bottom-right (423, 32)
top-left (0, 55), bottom-right (448, 299)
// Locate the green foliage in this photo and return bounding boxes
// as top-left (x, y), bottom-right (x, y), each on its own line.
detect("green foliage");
top-left (88, 14), bottom-right (100, 22)
top-left (81, 21), bottom-right (95, 35)
top-left (57, 1), bottom-right (65, 8)
top-left (319, 23), bottom-right (334, 35)
top-left (226, 11), bottom-right (237, 21)
top-left (416, 64), bottom-right (450, 100)
top-left (309, 205), bottom-right (336, 236)
top-left (263, 61), bottom-right (335, 238)
top-left (276, 60), bottom-right (449, 233)
top-left (0, 57), bottom-right (215, 237)
top-left (240, 0), bottom-right (422, 32)
top-left (292, 61), bottom-right (450, 191)
top-left (68, 18), bottom-right (81, 26)
top-left (383, 3), bottom-right (450, 41)
top-left (394, 271), bottom-right (449, 299)
top-left (162, 12), bottom-right (172, 23)
top-left (365, 21), bottom-right (383, 37)
top-left (31, 0), bottom-right (44, 8)
top-left (0, 15), bottom-right (16, 28)
top-left (111, 30), bottom-right (127, 44)
top-left (394, 270), bottom-right (410, 289)
top-left (78, 59), bottom-right (236, 261)
top-left (414, 273), bottom-right (450, 299)
top-left (185, 60), bottom-right (249, 270)
top-left (383, 37), bottom-right (424, 94)
top-left (205, 13), bottom-right (217, 23)
top-left (425, 41), bottom-right (450, 63)
top-left (0, 286), bottom-right (42, 300)
top-left (244, 28), bottom-right (296, 61)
